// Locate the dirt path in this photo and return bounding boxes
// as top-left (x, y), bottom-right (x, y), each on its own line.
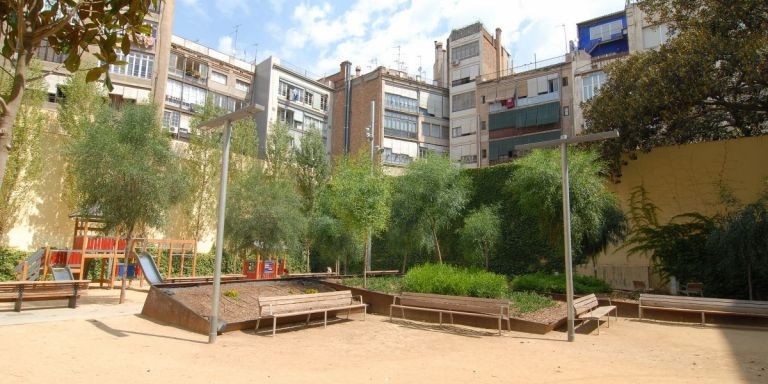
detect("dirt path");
top-left (1, 292), bottom-right (766, 384)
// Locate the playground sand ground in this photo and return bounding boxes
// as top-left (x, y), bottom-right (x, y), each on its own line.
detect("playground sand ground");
top-left (1, 288), bottom-right (767, 384)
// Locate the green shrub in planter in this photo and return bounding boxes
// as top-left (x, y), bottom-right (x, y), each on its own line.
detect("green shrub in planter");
top-left (0, 247), bottom-right (28, 281)
top-left (511, 272), bottom-right (611, 294)
top-left (402, 263), bottom-right (507, 299)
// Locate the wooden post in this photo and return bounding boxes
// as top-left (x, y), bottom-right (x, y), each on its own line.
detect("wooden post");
top-left (79, 220), bottom-right (90, 280)
top-left (167, 241), bottom-right (173, 279)
top-left (42, 247), bottom-right (51, 281)
top-left (180, 242), bottom-right (187, 277)
top-left (109, 236), bottom-right (119, 289)
top-left (191, 240), bottom-right (198, 277)
top-left (256, 253), bottom-right (261, 280)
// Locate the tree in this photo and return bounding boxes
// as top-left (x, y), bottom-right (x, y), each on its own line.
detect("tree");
top-left (388, 178), bottom-right (432, 272)
top-left (0, 0), bottom-right (160, 191)
top-left (265, 121), bottom-right (294, 180)
top-left (67, 103), bottom-right (187, 303)
top-left (326, 151), bottom-right (391, 282)
top-left (294, 127), bottom-right (330, 271)
top-left (0, 59), bottom-right (45, 238)
top-left (395, 153), bottom-right (468, 263)
top-left (225, 165), bottom-right (306, 268)
top-left (507, 149), bottom-right (625, 270)
top-left (181, 99), bottom-right (222, 243)
top-left (584, 0), bottom-right (768, 176)
top-left (459, 205), bottom-right (501, 270)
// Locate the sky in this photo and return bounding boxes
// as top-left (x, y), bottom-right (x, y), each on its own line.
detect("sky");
top-left (173, 0), bottom-right (626, 81)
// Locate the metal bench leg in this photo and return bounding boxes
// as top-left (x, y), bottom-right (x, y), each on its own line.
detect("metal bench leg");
top-left (449, 313), bottom-right (454, 324)
top-left (507, 318), bottom-right (511, 332)
top-left (597, 319), bottom-right (600, 335)
top-left (389, 306), bottom-right (393, 321)
top-left (255, 318), bottom-right (261, 333)
top-left (439, 312), bottom-right (442, 325)
top-left (324, 311), bottom-right (327, 328)
top-left (701, 312), bottom-right (705, 326)
top-left (402, 307), bottom-right (406, 320)
top-left (306, 313), bottom-right (311, 326)
top-left (272, 317), bottom-right (277, 337)
top-left (346, 308), bottom-right (350, 319)
top-left (69, 284), bottom-right (79, 309)
top-left (498, 316), bottom-right (502, 335)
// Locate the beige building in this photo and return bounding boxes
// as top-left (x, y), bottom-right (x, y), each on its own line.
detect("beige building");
top-left (438, 23), bottom-right (510, 168)
top-left (326, 63), bottom-right (449, 175)
top-left (162, 35), bottom-right (254, 138)
top-left (476, 59), bottom-right (573, 166)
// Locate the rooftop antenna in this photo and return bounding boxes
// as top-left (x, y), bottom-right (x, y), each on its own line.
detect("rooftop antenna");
top-left (392, 45), bottom-right (406, 72)
top-left (232, 24), bottom-right (242, 57)
top-left (252, 43), bottom-right (259, 63)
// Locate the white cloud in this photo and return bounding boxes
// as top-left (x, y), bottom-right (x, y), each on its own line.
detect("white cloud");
top-left (214, 0), bottom-right (251, 16)
top-left (278, 0), bottom-right (625, 80)
top-left (217, 35), bottom-right (235, 56)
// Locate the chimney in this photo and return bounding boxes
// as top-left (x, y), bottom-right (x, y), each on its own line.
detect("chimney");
top-left (355, 66), bottom-right (361, 77)
top-left (495, 28), bottom-right (502, 79)
top-left (433, 41), bottom-right (446, 87)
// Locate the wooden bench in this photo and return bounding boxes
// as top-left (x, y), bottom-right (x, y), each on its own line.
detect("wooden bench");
top-left (389, 292), bottom-right (511, 335)
top-left (639, 294), bottom-right (768, 325)
top-left (0, 280), bottom-right (90, 312)
top-left (574, 294), bottom-right (618, 335)
top-left (255, 290), bottom-right (367, 336)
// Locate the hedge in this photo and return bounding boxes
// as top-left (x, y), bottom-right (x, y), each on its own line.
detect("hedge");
top-left (402, 263), bottom-right (508, 299)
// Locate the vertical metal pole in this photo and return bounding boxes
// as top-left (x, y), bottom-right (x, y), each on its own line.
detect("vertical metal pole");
top-left (561, 136), bottom-right (575, 342)
top-left (209, 120), bottom-right (233, 344)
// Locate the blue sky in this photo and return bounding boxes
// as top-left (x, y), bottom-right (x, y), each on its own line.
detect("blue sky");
top-left (174, 0), bottom-right (625, 81)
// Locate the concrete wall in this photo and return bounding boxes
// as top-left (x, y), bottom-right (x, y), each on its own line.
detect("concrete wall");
top-left (576, 136), bottom-right (768, 290)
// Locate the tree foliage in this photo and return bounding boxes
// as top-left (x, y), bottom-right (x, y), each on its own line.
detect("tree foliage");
top-left (507, 149), bottom-right (626, 269)
top-left (0, 0), bottom-right (161, 191)
top-left (0, 59), bottom-right (45, 238)
top-left (584, 0), bottom-right (768, 175)
top-left (459, 205), bottom-right (502, 270)
top-left (294, 127), bottom-right (330, 271)
top-left (265, 121), bottom-right (294, 180)
top-left (393, 153), bottom-right (468, 263)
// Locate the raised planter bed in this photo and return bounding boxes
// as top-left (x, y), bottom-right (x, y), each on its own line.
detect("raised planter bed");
top-left (320, 280), bottom-right (566, 335)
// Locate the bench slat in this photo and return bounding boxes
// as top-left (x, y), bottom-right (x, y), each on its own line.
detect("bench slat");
top-left (640, 294), bottom-right (768, 316)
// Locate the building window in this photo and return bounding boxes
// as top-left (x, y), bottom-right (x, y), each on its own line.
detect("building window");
top-left (181, 83), bottom-right (207, 111)
top-left (563, 106), bottom-right (570, 116)
top-left (385, 93), bottom-right (418, 113)
top-left (211, 71), bottom-right (227, 85)
top-left (451, 41), bottom-right (479, 62)
top-left (548, 78), bottom-right (560, 93)
top-left (108, 51), bottom-right (154, 79)
top-left (643, 24), bottom-right (671, 50)
top-left (235, 79), bottom-right (250, 93)
top-left (589, 19), bottom-right (623, 41)
top-left (481, 95), bottom-right (486, 104)
top-left (382, 148), bottom-right (413, 166)
top-left (482, 149), bottom-right (487, 159)
top-left (582, 71), bottom-right (606, 101)
top-left (163, 110), bottom-right (181, 132)
top-left (452, 91), bottom-right (476, 112)
top-left (278, 81), bottom-right (289, 98)
top-left (461, 155), bottom-right (478, 164)
top-left (320, 94), bottom-right (328, 111)
top-left (452, 126), bottom-right (462, 138)
top-left (481, 121), bottom-right (486, 130)
top-left (383, 111), bottom-right (417, 139)
top-left (422, 122), bottom-right (449, 139)
top-left (36, 39), bottom-right (66, 63)
top-left (562, 77), bottom-right (568, 87)
top-left (304, 91), bottom-right (313, 106)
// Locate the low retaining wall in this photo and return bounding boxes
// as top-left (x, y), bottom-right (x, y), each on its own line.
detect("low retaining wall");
top-left (320, 281), bottom-right (564, 334)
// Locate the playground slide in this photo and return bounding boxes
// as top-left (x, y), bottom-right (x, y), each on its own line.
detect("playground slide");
top-left (135, 252), bottom-right (164, 286)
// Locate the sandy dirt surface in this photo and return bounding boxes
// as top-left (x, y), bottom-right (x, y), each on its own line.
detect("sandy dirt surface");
top-left (1, 289), bottom-right (766, 384)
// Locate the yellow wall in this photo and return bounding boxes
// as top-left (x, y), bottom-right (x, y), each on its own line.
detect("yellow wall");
top-left (576, 136), bottom-right (768, 289)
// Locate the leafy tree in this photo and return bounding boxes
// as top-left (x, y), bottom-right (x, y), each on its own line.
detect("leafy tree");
top-left (294, 127), bottom-right (330, 271)
top-left (326, 151), bottom-right (391, 280)
top-left (225, 165), bottom-right (306, 269)
top-left (265, 121), bottom-right (293, 180)
top-left (0, 0), bottom-right (160, 191)
top-left (0, 59), bottom-right (45, 238)
top-left (507, 149), bottom-right (625, 270)
top-left (584, 0), bottom-right (768, 176)
top-left (67, 103), bottom-right (188, 303)
top-left (387, 179), bottom-right (432, 272)
top-left (181, 98), bottom-right (222, 243)
top-left (227, 117), bottom-right (259, 182)
top-left (459, 205), bottom-right (501, 270)
top-left (395, 153), bottom-right (468, 263)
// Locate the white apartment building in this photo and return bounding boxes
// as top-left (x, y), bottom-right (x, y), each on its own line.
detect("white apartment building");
top-left (253, 56), bottom-right (334, 157)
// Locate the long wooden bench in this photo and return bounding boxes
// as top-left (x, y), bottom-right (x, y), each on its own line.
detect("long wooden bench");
top-left (389, 292), bottom-right (511, 335)
top-left (574, 294), bottom-right (618, 335)
top-left (0, 280), bottom-right (90, 312)
top-left (255, 290), bottom-right (367, 336)
top-left (639, 294), bottom-right (768, 325)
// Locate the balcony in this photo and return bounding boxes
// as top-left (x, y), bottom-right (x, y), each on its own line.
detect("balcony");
top-left (168, 67), bottom-right (208, 86)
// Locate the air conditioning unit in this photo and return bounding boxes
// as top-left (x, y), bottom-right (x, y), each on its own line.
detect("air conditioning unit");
top-left (167, 125), bottom-right (178, 134)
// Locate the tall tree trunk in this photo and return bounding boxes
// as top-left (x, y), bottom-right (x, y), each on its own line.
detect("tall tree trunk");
top-left (0, 49), bottom-right (31, 192)
top-left (401, 252), bottom-right (408, 274)
top-left (119, 226), bottom-right (135, 304)
top-left (431, 224), bottom-right (442, 264)
top-left (304, 237), bottom-right (312, 272)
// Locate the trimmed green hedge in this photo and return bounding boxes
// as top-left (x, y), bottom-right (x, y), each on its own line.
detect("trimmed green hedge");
top-left (402, 263), bottom-right (508, 299)
top-left (0, 247), bottom-right (28, 281)
top-left (511, 272), bottom-right (612, 294)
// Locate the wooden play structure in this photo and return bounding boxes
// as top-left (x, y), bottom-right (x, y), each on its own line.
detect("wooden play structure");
top-left (242, 255), bottom-right (288, 280)
top-left (16, 211), bottom-right (200, 289)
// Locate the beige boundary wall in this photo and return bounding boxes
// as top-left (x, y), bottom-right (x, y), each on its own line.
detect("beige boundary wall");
top-left (576, 136), bottom-right (768, 290)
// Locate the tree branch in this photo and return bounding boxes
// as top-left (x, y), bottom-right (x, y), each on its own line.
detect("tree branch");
top-left (32, 1), bottom-right (87, 43)
top-left (0, 97), bottom-right (8, 115)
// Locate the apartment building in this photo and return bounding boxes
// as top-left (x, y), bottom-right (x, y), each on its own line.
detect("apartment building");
top-left (476, 59), bottom-right (573, 166)
top-left (162, 35), bottom-right (254, 138)
top-left (625, 3), bottom-right (674, 53)
top-left (39, 1), bottom-right (174, 111)
top-left (252, 56), bottom-right (334, 157)
top-left (438, 23), bottom-right (510, 168)
top-left (326, 63), bottom-right (449, 175)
